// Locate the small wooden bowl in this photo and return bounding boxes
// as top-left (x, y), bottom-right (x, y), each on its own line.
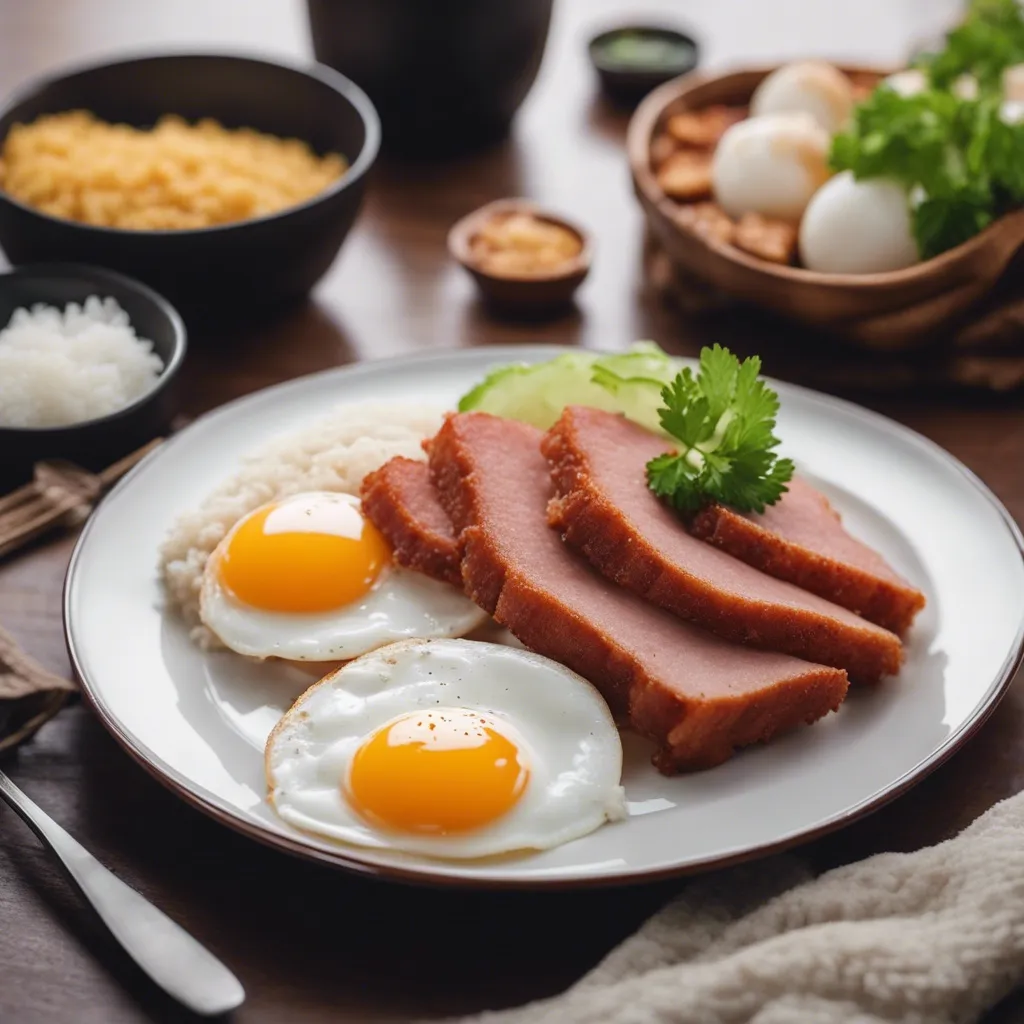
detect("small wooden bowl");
top-left (448, 199), bottom-right (592, 315)
top-left (627, 65), bottom-right (1024, 350)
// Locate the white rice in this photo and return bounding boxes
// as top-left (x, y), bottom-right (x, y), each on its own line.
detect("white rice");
top-left (159, 400), bottom-right (446, 647)
top-left (0, 296), bottom-right (164, 428)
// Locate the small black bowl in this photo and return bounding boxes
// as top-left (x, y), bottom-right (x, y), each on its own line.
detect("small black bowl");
top-left (0, 51), bottom-right (380, 323)
top-left (0, 263), bottom-right (186, 488)
top-left (588, 25), bottom-right (700, 108)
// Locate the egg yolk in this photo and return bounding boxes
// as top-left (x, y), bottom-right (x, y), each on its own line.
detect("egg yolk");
top-left (346, 708), bottom-right (530, 835)
top-left (217, 493), bottom-right (390, 613)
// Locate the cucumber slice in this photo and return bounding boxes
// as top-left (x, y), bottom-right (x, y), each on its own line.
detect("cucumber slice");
top-left (590, 343), bottom-right (684, 435)
top-left (457, 342), bottom-right (687, 433)
top-left (457, 352), bottom-right (617, 429)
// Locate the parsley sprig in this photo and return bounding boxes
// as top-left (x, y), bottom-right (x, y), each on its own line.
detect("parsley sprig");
top-left (829, 85), bottom-right (1024, 259)
top-left (920, 0), bottom-right (1024, 93)
top-left (830, 0), bottom-right (1024, 259)
top-left (646, 345), bottom-right (794, 516)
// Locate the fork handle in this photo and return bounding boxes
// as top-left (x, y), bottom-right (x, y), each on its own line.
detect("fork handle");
top-left (0, 769), bottom-right (244, 1016)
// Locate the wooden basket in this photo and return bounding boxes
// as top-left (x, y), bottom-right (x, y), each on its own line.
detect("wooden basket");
top-left (627, 65), bottom-right (1024, 351)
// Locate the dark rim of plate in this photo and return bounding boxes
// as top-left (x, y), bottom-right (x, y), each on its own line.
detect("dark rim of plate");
top-left (0, 48), bottom-right (382, 239)
top-left (588, 25), bottom-right (700, 75)
top-left (0, 262), bottom-right (187, 436)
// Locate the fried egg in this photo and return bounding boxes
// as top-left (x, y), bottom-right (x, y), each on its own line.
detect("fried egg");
top-left (265, 638), bottom-right (627, 859)
top-left (200, 491), bottom-right (486, 661)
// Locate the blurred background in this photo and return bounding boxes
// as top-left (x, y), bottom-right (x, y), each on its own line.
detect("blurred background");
top-left (0, 0), bottom-right (969, 374)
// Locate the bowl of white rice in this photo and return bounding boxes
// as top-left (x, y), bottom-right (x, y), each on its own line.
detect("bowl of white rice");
top-left (0, 262), bottom-right (186, 485)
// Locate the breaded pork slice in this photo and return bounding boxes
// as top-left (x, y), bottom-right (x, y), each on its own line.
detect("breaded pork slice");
top-left (361, 457), bottom-right (462, 586)
top-left (691, 477), bottom-right (926, 636)
top-left (428, 411), bottom-right (848, 773)
top-left (542, 407), bottom-right (902, 684)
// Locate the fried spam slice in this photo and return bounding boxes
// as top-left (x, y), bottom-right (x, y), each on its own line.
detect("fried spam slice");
top-left (542, 406), bottom-right (903, 683)
top-left (691, 477), bottom-right (926, 636)
top-left (428, 411), bottom-right (848, 773)
top-left (361, 457), bottom-right (462, 586)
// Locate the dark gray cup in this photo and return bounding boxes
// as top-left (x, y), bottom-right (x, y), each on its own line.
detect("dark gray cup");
top-left (306, 0), bottom-right (554, 158)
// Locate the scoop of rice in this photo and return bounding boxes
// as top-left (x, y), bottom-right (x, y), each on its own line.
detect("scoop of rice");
top-left (159, 401), bottom-right (446, 646)
top-left (0, 296), bottom-right (164, 428)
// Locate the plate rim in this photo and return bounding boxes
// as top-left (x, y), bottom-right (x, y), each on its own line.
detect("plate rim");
top-left (63, 345), bottom-right (1024, 890)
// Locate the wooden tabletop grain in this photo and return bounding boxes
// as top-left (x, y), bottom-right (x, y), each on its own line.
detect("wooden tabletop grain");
top-left (4, 0), bottom-right (1024, 1021)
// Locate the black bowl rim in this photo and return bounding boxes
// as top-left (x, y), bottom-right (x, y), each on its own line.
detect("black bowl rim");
top-left (0, 261), bottom-right (187, 437)
top-left (0, 48), bottom-right (382, 239)
top-left (587, 23), bottom-right (700, 76)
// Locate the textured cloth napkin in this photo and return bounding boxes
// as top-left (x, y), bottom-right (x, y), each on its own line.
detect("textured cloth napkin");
top-left (456, 790), bottom-right (1024, 1024)
top-left (0, 445), bottom-right (163, 751)
top-left (0, 623), bottom-right (75, 752)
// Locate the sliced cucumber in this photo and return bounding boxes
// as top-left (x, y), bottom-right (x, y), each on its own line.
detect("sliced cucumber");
top-left (457, 342), bottom-right (686, 433)
top-left (457, 352), bottom-right (617, 428)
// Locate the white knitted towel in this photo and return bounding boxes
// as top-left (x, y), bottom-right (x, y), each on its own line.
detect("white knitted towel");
top-left (454, 790), bottom-right (1024, 1024)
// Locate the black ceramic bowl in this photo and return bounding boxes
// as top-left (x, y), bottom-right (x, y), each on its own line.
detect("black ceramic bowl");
top-left (0, 52), bottom-right (380, 322)
top-left (0, 264), bottom-right (186, 487)
top-left (588, 25), bottom-right (700, 108)
top-left (306, 0), bottom-right (553, 157)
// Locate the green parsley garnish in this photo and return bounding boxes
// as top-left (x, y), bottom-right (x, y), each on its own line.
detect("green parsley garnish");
top-left (919, 0), bottom-right (1024, 93)
top-left (830, 0), bottom-right (1024, 259)
top-left (646, 345), bottom-right (794, 516)
top-left (829, 87), bottom-right (1008, 258)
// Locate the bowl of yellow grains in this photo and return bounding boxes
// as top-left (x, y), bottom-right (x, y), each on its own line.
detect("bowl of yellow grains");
top-left (0, 52), bottom-right (380, 319)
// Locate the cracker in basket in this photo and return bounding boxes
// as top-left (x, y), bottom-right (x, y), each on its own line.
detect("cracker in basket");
top-left (656, 150), bottom-right (714, 200)
top-left (732, 213), bottom-right (798, 265)
top-left (665, 106), bottom-right (746, 148)
top-left (669, 201), bottom-right (735, 246)
top-left (650, 132), bottom-right (678, 170)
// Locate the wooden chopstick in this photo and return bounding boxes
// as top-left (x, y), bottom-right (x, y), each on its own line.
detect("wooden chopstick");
top-left (0, 438), bottom-right (164, 560)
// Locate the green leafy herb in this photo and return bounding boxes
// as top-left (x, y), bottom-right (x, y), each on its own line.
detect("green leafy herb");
top-left (645, 345), bottom-right (793, 515)
top-left (830, 82), bottom-right (1024, 258)
top-left (830, 0), bottom-right (1024, 259)
top-left (918, 0), bottom-right (1024, 93)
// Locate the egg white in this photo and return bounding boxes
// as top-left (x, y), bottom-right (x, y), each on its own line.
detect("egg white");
top-left (200, 559), bottom-right (487, 662)
top-left (265, 638), bottom-right (627, 859)
top-left (198, 489), bottom-right (487, 662)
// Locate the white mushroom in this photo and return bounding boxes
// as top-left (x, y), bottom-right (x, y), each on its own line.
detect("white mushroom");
top-left (882, 69), bottom-right (928, 98)
top-left (799, 171), bottom-right (920, 274)
top-left (750, 60), bottom-right (855, 134)
top-left (711, 113), bottom-right (831, 223)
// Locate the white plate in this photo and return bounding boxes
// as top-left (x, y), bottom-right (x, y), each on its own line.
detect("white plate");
top-left (64, 346), bottom-right (1024, 888)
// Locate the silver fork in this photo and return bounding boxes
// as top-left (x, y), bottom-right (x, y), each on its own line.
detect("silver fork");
top-left (0, 768), bottom-right (245, 1016)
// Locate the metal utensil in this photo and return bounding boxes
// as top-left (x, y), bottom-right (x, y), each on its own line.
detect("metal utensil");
top-left (0, 769), bottom-right (245, 1016)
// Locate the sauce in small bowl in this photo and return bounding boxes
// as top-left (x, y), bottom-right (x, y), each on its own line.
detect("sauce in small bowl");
top-left (589, 25), bottom-right (700, 107)
top-left (448, 199), bottom-right (592, 316)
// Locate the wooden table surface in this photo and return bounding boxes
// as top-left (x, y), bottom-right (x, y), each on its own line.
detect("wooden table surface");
top-left (4, 0), bottom-right (1024, 1021)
